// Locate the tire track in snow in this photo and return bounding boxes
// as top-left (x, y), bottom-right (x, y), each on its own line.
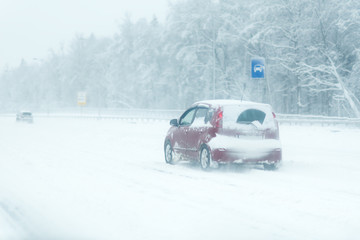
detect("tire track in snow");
top-left (0, 200), bottom-right (37, 240)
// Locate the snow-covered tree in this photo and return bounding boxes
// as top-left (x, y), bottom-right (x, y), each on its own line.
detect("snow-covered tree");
top-left (1, 0), bottom-right (360, 116)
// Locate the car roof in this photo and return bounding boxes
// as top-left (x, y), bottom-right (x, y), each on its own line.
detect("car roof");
top-left (192, 99), bottom-right (272, 109)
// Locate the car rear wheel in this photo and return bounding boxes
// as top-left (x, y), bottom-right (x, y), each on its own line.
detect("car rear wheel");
top-left (200, 146), bottom-right (211, 170)
top-left (164, 141), bottom-right (174, 165)
top-left (263, 163), bottom-right (277, 171)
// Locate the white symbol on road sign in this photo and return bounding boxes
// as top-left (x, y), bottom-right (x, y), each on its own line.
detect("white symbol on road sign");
top-left (254, 64), bottom-right (264, 73)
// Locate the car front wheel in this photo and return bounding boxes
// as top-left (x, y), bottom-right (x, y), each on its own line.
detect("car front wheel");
top-left (164, 141), bottom-right (174, 165)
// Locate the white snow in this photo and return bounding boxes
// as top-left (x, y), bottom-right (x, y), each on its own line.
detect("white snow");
top-left (194, 99), bottom-right (272, 108)
top-left (0, 117), bottom-right (359, 240)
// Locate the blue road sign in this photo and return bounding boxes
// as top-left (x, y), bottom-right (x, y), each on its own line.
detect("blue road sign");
top-left (251, 58), bottom-right (265, 79)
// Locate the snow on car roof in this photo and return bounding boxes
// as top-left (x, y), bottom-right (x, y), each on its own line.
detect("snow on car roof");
top-left (193, 99), bottom-right (272, 108)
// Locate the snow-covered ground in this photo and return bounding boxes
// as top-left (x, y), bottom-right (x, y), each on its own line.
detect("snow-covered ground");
top-left (0, 117), bottom-right (359, 240)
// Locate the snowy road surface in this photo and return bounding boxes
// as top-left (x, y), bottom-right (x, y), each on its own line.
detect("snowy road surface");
top-left (0, 117), bottom-right (359, 240)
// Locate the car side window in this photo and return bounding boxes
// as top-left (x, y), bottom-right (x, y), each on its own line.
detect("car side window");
top-left (192, 107), bottom-right (208, 126)
top-left (205, 108), bottom-right (214, 124)
top-left (179, 108), bottom-right (196, 126)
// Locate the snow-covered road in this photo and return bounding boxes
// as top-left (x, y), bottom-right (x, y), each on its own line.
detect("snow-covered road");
top-left (0, 117), bottom-right (359, 240)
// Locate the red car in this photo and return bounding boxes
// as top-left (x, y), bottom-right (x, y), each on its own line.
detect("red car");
top-left (164, 100), bottom-right (282, 170)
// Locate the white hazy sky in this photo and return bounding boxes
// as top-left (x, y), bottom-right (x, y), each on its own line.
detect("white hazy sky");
top-left (0, 0), bottom-right (170, 69)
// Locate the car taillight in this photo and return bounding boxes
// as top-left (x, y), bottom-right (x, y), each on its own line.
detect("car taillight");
top-left (272, 112), bottom-right (276, 118)
top-left (215, 110), bottom-right (223, 128)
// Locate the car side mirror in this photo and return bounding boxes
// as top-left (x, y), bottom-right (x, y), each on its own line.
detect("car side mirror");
top-left (170, 119), bottom-right (178, 126)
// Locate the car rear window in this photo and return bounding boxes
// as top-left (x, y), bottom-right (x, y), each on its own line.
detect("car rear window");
top-left (223, 105), bottom-right (274, 129)
top-left (237, 109), bottom-right (266, 124)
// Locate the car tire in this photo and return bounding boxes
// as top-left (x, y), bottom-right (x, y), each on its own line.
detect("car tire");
top-left (200, 146), bottom-right (211, 170)
top-left (263, 163), bottom-right (277, 171)
top-left (164, 141), bottom-right (174, 165)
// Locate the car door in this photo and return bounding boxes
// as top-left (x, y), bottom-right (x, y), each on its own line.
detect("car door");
top-left (185, 107), bottom-right (209, 160)
top-left (172, 108), bottom-right (196, 157)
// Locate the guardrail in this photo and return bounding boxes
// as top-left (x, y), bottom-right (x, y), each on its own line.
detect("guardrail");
top-left (277, 114), bottom-right (360, 127)
top-left (1, 109), bottom-right (360, 127)
top-left (33, 108), bottom-right (184, 121)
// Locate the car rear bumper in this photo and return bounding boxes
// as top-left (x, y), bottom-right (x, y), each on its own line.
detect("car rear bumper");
top-left (17, 118), bottom-right (33, 123)
top-left (207, 135), bottom-right (282, 164)
top-left (211, 147), bottom-right (282, 164)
